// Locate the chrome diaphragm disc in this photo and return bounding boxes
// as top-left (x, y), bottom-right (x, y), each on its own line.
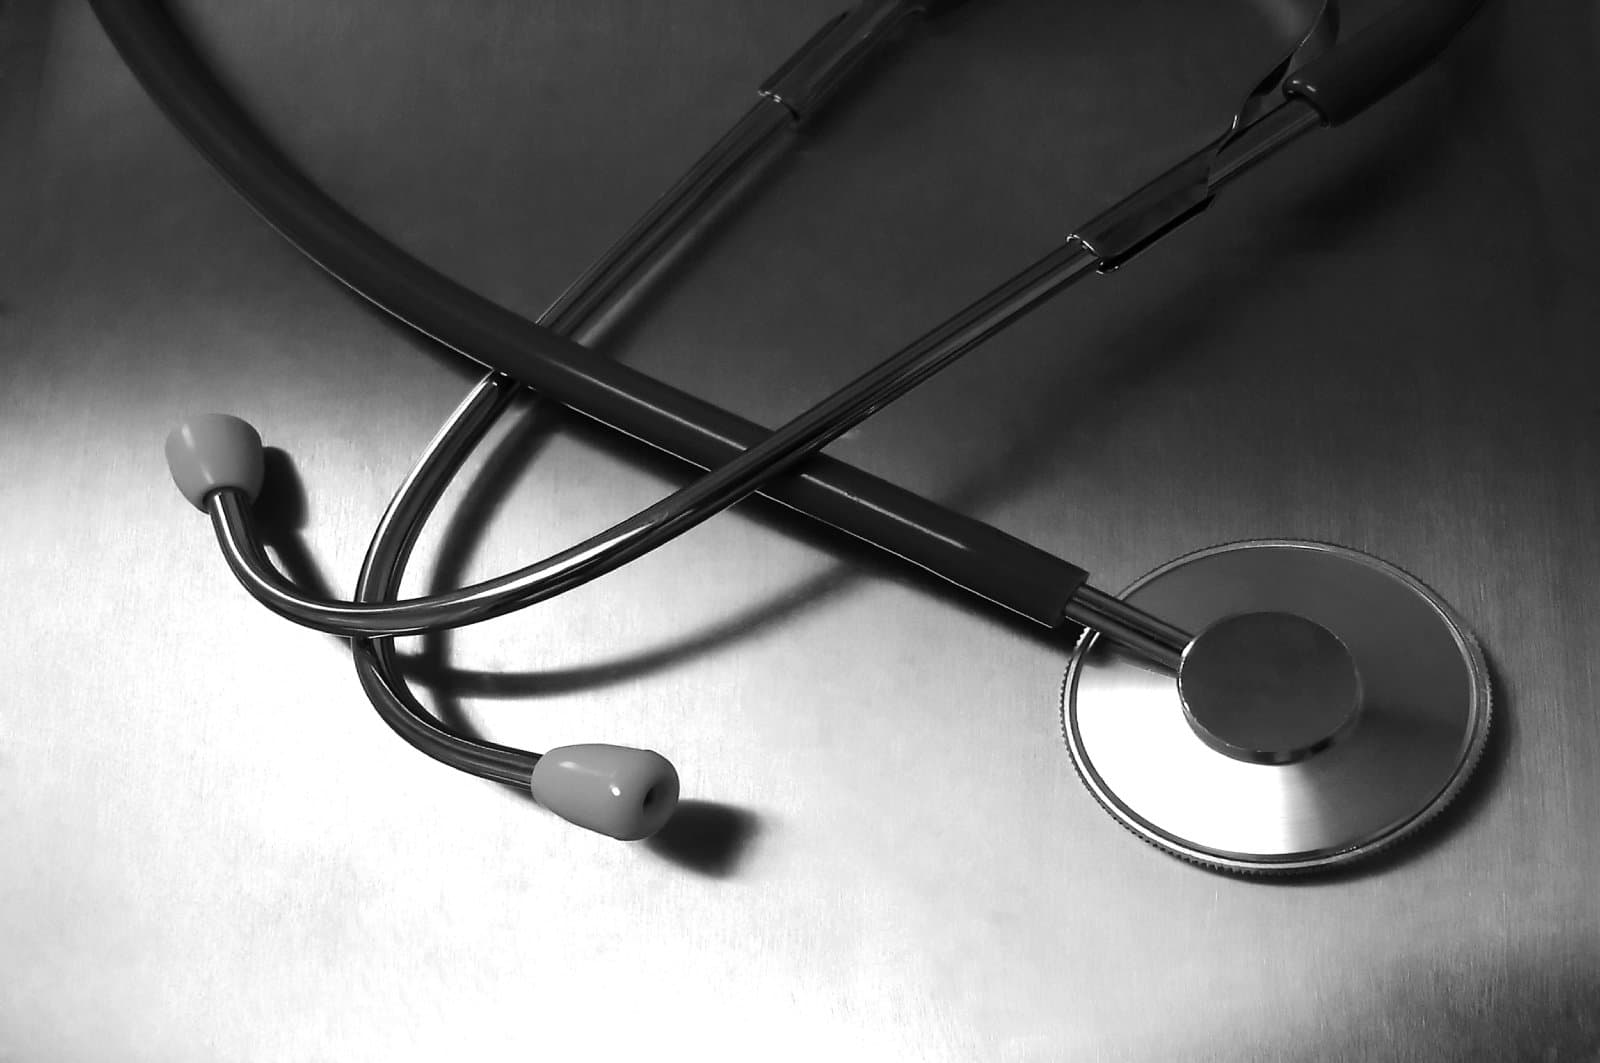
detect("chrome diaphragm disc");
top-left (1062, 541), bottom-right (1491, 874)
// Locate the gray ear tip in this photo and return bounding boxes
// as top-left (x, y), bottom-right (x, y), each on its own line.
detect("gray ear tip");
top-left (165, 414), bottom-right (266, 510)
top-left (530, 744), bottom-right (681, 841)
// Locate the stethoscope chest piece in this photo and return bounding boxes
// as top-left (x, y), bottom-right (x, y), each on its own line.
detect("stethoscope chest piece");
top-left (1062, 541), bottom-right (1491, 874)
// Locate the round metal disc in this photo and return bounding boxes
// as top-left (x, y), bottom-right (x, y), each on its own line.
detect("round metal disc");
top-left (1179, 611), bottom-right (1363, 764)
top-left (1062, 541), bottom-right (1492, 874)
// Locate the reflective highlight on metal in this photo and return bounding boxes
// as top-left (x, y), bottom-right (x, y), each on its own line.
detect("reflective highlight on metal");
top-left (1063, 542), bottom-right (1492, 873)
top-left (1063, 584), bottom-right (1192, 671)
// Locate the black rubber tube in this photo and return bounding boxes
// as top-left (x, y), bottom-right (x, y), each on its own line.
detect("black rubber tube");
top-left (93, 0), bottom-right (1089, 628)
top-left (1284, 0), bottom-right (1486, 124)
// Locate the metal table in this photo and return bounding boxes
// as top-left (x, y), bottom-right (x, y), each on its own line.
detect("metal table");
top-left (3, 1), bottom-right (1596, 1059)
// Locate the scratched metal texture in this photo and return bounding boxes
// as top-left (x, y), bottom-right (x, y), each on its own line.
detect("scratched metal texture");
top-left (1, 1), bottom-right (1597, 1060)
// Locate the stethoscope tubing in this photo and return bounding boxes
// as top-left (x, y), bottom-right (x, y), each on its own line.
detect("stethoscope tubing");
top-left (113, 0), bottom-right (1487, 789)
top-left (108, 0), bottom-right (1481, 644)
top-left (102, 0), bottom-right (1097, 636)
top-left (195, 89), bottom-right (1321, 649)
top-left (201, 229), bottom-right (1112, 638)
top-left (349, 100), bottom-right (811, 784)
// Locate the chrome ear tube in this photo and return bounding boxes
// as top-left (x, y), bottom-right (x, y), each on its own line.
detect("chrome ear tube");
top-left (123, 0), bottom-right (1493, 868)
top-left (151, 0), bottom-right (993, 832)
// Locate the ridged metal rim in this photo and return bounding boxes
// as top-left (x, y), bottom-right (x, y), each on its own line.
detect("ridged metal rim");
top-left (1060, 540), bottom-right (1493, 876)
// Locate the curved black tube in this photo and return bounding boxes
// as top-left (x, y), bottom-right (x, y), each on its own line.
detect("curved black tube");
top-left (1285, 0), bottom-right (1486, 124)
top-left (92, 0), bottom-right (1088, 630)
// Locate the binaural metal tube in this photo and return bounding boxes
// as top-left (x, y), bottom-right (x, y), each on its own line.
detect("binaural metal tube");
top-left (109, 0), bottom-right (1091, 634)
top-left (1208, 100), bottom-right (1322, 189)
top-left (202, 102), bottom-right (1325, 645)
top-left (206, 238), bottom-right (1102, 638)
top-left (761, 0), bottom-right (920, 122)
top-left (125, 0), bottom-right (1490, 809)
top-left (349, 93), bottom-right (803, 782)
top-left (118, 0), bottom-right (1344, 672)
top-left (538, 101), bottom-right (796, 338)
top-left (351, 4), bottom-right (937, 782)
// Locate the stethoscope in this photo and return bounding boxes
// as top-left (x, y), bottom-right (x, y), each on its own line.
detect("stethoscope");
top-left (103, 0), bottom-right (1491, 873)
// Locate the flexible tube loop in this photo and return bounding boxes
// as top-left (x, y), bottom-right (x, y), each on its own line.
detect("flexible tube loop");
top-left (98, 0), bottom-right (1090, 632)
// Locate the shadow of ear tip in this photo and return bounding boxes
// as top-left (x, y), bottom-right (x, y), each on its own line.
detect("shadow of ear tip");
top-left (257, 446), bottom-right (309, 531)
top-left (645, 799), bottom-right (764, 878)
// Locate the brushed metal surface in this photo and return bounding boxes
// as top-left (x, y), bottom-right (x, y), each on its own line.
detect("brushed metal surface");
top-left (3, 1), bottom-right (1599, 1060)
